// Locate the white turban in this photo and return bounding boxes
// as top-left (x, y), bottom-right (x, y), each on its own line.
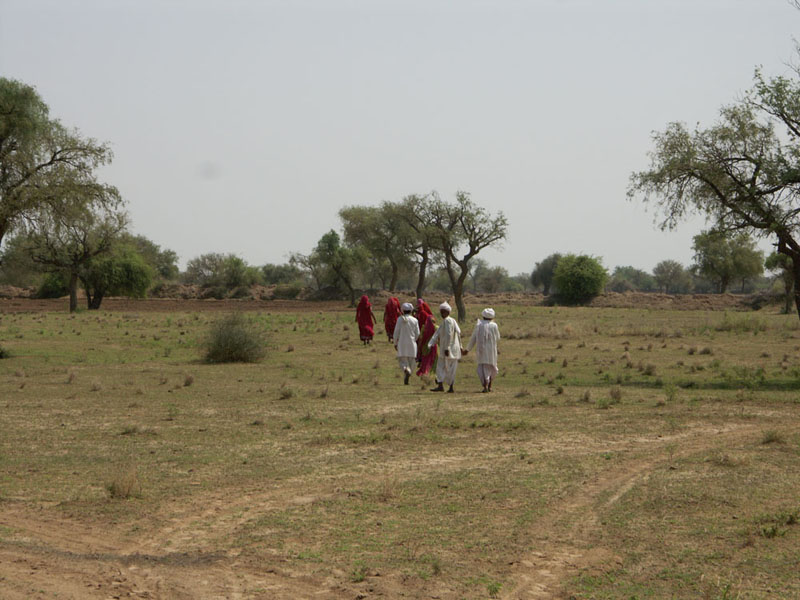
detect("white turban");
top-left (401, 302), bottom-right (414, 312)
top-left (439, 302), bottom-right (451, 312)
top-left (482, 308), bottom-right (495, 319)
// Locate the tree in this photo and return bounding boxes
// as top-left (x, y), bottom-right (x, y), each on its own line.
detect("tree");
top-left (530, 253), bottom-right (562, 295)
top-left (691, 231), bottom-right (763, 293)
top-left (80, 245), bottom-right (153, 309)
top-left (467, 258), bottom-right (489, 292)
top-left (339, 203), bottom-right (413, 292)
top-left (652, 260), bottom-right (692, 294)
top-left (183, 253), bottom-right (262, 290)
top-left (0, 78), bottom-right (117, 253)
top-left (766, 252), bottom-right (794, 313)
top-left (21, 200), bottom-right (127, 312)
top-left (628, 66), bottom-right (800, 317)
top-left (392, 194), bottom-right (441, 299)
top-left (262, 262), bottom-right (305, 285)
top-left (478, 265), bottom-right (511, 293)
top-left (608, 266), bottom-right (656, 292)
top-left (125, 234), bottom-right (179, 281)
top-left (0, 232), bottom-right (43, 287)
top-left (427, 192), bottom-right (508, 322)
top-left (311, 230), bottom-right (365, 305)
top-left (552, 254), bottom-right (608, 305)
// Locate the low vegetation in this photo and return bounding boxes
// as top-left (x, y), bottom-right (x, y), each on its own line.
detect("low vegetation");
top-left (202, 312), bottom-right (268, 363)
top-left (0, 301), bottom-right (799, 599)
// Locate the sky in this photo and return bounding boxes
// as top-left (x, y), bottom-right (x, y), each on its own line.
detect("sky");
top-left (1, 0), bottom-right (798, 275)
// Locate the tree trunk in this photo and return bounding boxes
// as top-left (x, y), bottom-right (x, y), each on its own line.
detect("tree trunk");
top-left (415, 251), bottom-right (429, 300)
top-left (389, 262), bottom-right (398, 292)
top-left (88, 291), bottom-right (104, 310)
top-left (68, 272), bottom-right (79, 313)
top-left (792, 257), bottom-right (800, 321)
top-left (454, 271), bottom-right (468, 323)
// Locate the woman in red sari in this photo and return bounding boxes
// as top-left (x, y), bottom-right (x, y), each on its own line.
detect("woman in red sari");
top-left (416, 315), bottom-right (438, 377)
top-left (355, 295), bottom-right (377, 344)
top-left (383, 297), bottom-right (402, 342)
top-left (414, 298), bottom-right (433, 330)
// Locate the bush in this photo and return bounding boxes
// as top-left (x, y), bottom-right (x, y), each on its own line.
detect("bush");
top-left (0, 344), bottom-right (10, 359)
top-left (203, 313), bottom-right (267, 363)
top-left (273, 282), bottom-right (303, 299)
top-left (229, 286), bottom-right (252, 299)
top-left (552, 254), bottom-right (608, 305)
top-left (200, 285), bottom-right (228, 300)
top-left (35, 271), bottom-right (69, 299)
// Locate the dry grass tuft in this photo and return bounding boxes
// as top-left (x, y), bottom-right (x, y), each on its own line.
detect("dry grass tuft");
top-left (107, 467), bottom-right (142, 499)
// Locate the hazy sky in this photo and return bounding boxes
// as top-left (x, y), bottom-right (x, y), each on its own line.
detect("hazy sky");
top-left (1, 0), bottom-right (797, 275)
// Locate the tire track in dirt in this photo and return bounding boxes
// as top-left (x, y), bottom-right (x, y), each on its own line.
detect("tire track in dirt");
top-left (503, 422), bottom-right (762, 600)
top-left (0, 423), bottom-right (763, 599)
top-left (0, 482), bottom-right (344, 599)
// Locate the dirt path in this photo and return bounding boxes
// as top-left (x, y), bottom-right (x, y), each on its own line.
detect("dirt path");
top-left (503, 423), bottom-right (760, 600)
top-left (0, 422), bottom-right (762, 599)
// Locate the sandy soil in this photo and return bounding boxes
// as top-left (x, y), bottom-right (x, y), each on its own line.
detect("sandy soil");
top-left (0, 422), bottom-right (762, 599)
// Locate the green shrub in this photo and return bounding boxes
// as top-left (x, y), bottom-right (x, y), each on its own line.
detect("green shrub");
top-left (273, 282), bottom-right (303, 299)
top-left (201, 285), bottom-right (228, 300)
top-left (0, 344), bottom-right (10, 359)
top-left (552, 254), bottom-right (608, 305)
top-left (229, 286), bottom-right (252, 299)
top-left (35, 271), bottom-right (69, 299)
top-left (203, 313), bottom-right (268, 363)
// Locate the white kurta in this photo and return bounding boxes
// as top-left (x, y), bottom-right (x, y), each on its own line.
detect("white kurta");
top-left (467, 319), bottom-right (500, 367)
top-left (428, 316), bottom-right (461, 359)
top-left (393, 315), bottom-right (420, 358)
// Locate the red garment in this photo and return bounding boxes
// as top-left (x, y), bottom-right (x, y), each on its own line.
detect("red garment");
top-left (416, 299), bottom-right (433, 330)
top-left (416, 316), bottom-right (438, 376)
top-left (383, 297), bottom-right (402, 339)
top-left (355, 295), bottom-right (375, 341)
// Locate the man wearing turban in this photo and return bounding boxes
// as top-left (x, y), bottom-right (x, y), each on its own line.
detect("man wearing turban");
top-left (465, 308), bottom-right (500, 392)
top-left (427, 302), bottom-right (462, 393)
top-left (393, 302), bottom-right (420, 385)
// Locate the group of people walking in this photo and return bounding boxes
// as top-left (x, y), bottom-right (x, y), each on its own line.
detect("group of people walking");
top-left (355, 295), bottom-right (500, 393)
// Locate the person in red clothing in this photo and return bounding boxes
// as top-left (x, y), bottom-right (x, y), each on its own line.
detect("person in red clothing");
top-left (355, 295), bottom-right (377, 344)
top-left (383, 297), bottom-right (402, 342)
top-left (414, 298), bottom-right (433, 330)
top-left (416, 314), bottom-right (438, 377)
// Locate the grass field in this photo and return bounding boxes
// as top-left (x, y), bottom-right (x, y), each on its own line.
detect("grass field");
top-left (1, 300), bottom-right (799, 599)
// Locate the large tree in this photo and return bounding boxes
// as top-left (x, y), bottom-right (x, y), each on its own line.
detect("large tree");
top-left (21, 200), bottom-right (127, 312)
top-left (80, 245), bottom-right (153, 309)
top-left (392, 194), bottom-right (441, 299)
top-left (0, 78), bottom-right (116, 254)
top-left (691, 231), bottom-right (763, 293)
top-left (183, 253), bottom-right (261, 290)
top-left (628, 67), bottom-right (800, 317)
top-left (311, 230), bottom-right (365, 305)
top-left (530, 253), bottom-right (562, 295)
top-left (428, 192), bottom-right (508, 322)
top-left (766, 251), bottom-right (794, 314)
top-left (652, 259), bottom-right (692, 294)
top-left (608, 265), bottom-right (656, 292)
top-left (339, 203), bottom-right (413, 292)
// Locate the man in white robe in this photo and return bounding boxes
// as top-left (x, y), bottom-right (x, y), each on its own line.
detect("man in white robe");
top-left (427, 302), bottom-right (462, 393)
top-left (464, 307), bottom-right (500, 392)
top-left (393, 302), bottom-right (420, 385)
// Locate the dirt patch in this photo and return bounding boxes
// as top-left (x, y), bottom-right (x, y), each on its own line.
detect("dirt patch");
top-left (0, 290), bottom-right (761, 314)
